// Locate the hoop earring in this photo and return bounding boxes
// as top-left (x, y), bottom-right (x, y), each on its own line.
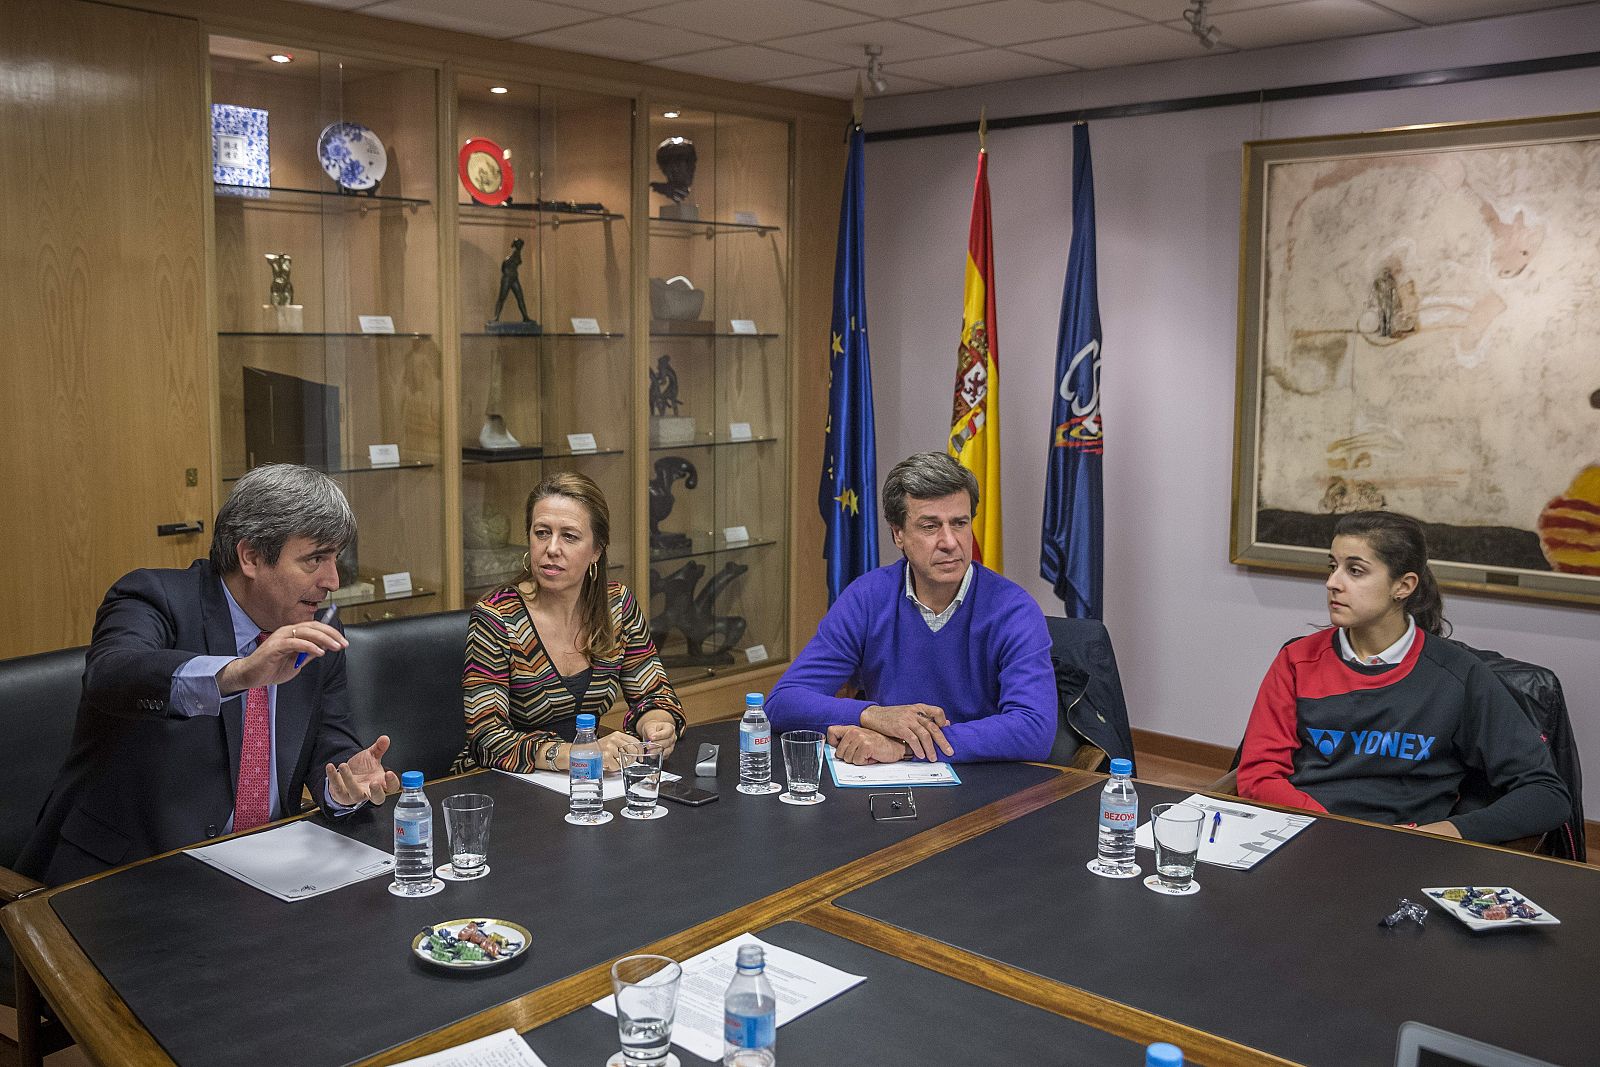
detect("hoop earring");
top-left (588, 561), bottom-right (599, 581)
top-left (520, 552), bottom-right (530, 573)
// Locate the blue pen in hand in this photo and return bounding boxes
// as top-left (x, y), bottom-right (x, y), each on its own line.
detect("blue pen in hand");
top-left (295, 604), bottom-right (338, 668)
top-left (1209, 810), bottom-right (1221, 844)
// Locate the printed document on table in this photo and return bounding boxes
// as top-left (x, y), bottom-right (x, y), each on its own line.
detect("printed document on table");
top-left (185, 820), bottom-right (394, 901)
top-left (500, 768), bottom-right (680, 801)
top-left (593, 932), bottom-right (866, 1063)
top-left (825, 746), bottom-right (961, 788)
top-left (389, 1028), bottom-right (548, 1067)
top-left (1134, 794), bottom-right (1314, 870)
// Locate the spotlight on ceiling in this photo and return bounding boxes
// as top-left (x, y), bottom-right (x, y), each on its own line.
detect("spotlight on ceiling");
top-left (864, 44), bottom-right (887, 95)
top-left (662, 109), bottom-right (681, 119)
top-left (268, 53), bottom-right (293, 64)
top-left (1183, 0), bottom-right (1222, 49)
top-left (489, 86), bottom-right (509, 94)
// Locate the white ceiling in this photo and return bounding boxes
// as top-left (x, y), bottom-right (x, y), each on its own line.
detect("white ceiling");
top-left (292, 0), bottom-right (1598, 97)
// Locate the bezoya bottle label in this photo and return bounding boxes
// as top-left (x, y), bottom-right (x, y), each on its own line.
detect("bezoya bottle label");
top-left (395, 816), bottom-right (430, 847)
top-left (1099, 801), bottom-right (1136, 831)
top-left (739, 730), bottom-right (769, 754)
top-left (724, 1010), bottom-right (775, 1049)
top-left (571, 753), bottom-right (602, 781)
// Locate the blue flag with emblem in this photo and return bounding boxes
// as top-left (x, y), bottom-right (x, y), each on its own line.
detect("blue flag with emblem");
top-left (820, 122), bottom-right (879, 604)
top-left (1041, 124), bottom-right (1104, 619)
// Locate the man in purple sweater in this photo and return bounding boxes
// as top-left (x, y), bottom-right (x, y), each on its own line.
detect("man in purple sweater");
top-left (768, 452), bottom-right (1057, 764)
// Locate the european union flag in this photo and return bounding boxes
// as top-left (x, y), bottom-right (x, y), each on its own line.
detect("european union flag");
top-left (820, 122), bottom-right (879, 604)
top-left (1041, 124), bottom-right (1104, 619)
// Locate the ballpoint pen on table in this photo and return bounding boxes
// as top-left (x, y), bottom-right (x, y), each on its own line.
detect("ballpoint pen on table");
top-left (1210, 809), bottom-right (1221, 843)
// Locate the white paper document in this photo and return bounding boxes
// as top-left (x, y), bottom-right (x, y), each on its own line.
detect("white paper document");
top-left (500, 767), bottom-right (679, 801)
top-left (593, 933), bottom-right (866, 1062)
top-left (825, 746), bottom-right (961, 788)
top-left (185, 820), bottom-right (394, 901)
top-left (389, 1029), bottom-right (549, 1067)
top-left (1134, 794), bottom-right (1314, 870)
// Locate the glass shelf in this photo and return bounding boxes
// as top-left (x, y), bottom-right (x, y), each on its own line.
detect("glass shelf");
top-left (648, 435), bottom-right (778, 453)
top-left (223, 459), bottom-right (435, 482)
top-left (461, 446), bottom-right (624, 464)
top-left (459, 201), bottom-right (622, 222)
top-left (218, 331), bottom-right (433, 339)
top-left (328, 586), bottom-right (437, 610)
top-left (215, 183), bottom-right (431, 207)
top-left (466, 562), bottom-right (625, 602)
top-left (460, 331), bottom-right (625, 339)
top-left (648, 332), bottom-right (780, 339)
top-left (649, 217), bottom-right (780, 236)
top-left (649, 533), bottom-right (776, 564)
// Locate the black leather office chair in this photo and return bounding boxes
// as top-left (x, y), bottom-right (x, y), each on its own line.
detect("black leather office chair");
top-left (343, 611), bottom-right (471, 781)
top-left (0, 646), bottom-right (85, 1067)
top-left (1044, 617), bottom-right (1136, 772)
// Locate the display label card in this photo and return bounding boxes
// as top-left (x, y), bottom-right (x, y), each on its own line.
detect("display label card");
top-left (730, 319), bottom-right (759, 335)
top-left (359, 315), bottom-right (395, 334)
top-left (728, 422), bottom-right (753, 442)
top-left (367, 444), bottom-right (400, 467)
top-left (566, 432), bottom-right (598, 453)
top-left (381, 572), bottom-right (413, 597)
top-left (734, 211), bottom-right (759, 226)
top-left (570, 317), bottom-right (601, 334)
top-left (723, 525), bottom-right (750, 545)
top-left (744, 644), bottom-right (769, 664)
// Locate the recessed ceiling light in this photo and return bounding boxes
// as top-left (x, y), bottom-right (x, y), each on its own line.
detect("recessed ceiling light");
top-left (662, 109), bottom-right (680, 119)
top-left (268, 53), bottom-right (293, 64)
top-left (490, 86), bottom-right (509, 95)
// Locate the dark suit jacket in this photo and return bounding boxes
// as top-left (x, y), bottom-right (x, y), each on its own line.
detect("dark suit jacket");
top-left (18, 560), bottom-right (364, 885)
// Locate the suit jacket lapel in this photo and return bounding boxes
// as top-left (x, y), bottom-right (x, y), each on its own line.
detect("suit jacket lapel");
top-left (274, 662), bottom-right (315, 813)
top-left (198, 562), bottom-right (247, 791)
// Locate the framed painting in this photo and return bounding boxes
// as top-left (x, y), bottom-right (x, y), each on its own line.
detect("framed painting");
top-left (1232, 111), bottom-right (1600, 607)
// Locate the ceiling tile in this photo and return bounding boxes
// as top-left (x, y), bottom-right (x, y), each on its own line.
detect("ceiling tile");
top-left (761, 67), bottom-right (947, 96)
top-left (887, 46), bottom-right (1077, 83)
top-left (771, 19), bottom-right (979, 66)
top-left (906, 0), bottom-right (1139, 47)
top-left (820, 0), bottom-right (993, 17)
top-left (1372, 0), bottom-right (1595, 23)
top-left (514, 16), bottom-right (733, 60)
top-left (1016, 21), bottom-right (1220, 66)
top-left (1190, 0), bottom-right (1416, 50)
top-left (634, 0), bottom-right (871, 40)
top-left (547, 0), bottom-right (683, 12)
top-left (654, 44), bottom-right (850, 80)
top-left (294, 0), bottom-right (373, 10)
top-left (1085, 0), bottom-right (1299, 17)
top-left (359, 0), bottom-right (595, 37)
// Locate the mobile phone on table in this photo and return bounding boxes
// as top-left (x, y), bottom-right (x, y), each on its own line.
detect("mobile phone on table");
top-left (658, 780), bottom-right (719, 806)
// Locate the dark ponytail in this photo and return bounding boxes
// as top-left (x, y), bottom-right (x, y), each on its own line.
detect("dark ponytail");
top-left (1332, 511), bottom-right (1450, 637)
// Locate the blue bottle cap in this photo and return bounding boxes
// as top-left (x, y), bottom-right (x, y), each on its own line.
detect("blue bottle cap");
top-left (400, 771), bottom-right (424, 789)
top-left (576, 713), bottom-right (597, 729)
top-left (745, 692), bottom-right (764, 706)
top-left (1146, 1043), bottom-right (1183, 1067)
top-left (1109, 758), bottom-right (1133, 776)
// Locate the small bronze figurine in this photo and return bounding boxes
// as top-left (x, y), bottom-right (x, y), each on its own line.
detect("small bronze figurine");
top-left (649, 355), bottom-right (682, 417)
top-left (648, 456), bottom-right (697, 552)
top-left (487, 238), bottom-right (540, 334)
top-left (265, 253), bottom-right (294, 307)
top-left (650, 136), bottom-right (697, 203)
top-left (649, 560), bottom-right (749, 665)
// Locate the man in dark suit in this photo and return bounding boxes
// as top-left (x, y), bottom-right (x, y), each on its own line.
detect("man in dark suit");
top-left (20, 464), bottom-right (398, 885)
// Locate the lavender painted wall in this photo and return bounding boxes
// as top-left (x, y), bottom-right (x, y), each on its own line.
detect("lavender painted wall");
top-left (861, 6), bottom-right (1600, 809)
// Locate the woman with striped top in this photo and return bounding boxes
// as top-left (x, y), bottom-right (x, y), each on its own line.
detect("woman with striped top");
top-left (452, 472), bottom-right (685, 774)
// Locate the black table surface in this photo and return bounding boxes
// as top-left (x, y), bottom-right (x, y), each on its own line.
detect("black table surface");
top-left (47, 721), bottom-right (1059, 1067)
top-left (836, 783), bottom-right (1600, 1067)
top-left (522, 920), bottom-right (1146, 1066)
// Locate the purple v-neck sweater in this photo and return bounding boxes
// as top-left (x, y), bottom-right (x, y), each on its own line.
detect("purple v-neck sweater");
top-left (767, 559), bottom-right (1056, 762)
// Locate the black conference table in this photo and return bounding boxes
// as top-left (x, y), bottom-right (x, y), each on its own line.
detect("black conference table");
top-left (7, 728), bottom-right (1597, 1067)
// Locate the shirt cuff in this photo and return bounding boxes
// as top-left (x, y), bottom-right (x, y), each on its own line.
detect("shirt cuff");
top-left (322, 781), bottom-right (364, 817)
top-left (169, 656), bottom-right (236, 717)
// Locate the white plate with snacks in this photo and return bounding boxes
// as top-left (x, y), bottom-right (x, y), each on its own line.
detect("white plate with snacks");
top-left (318, 121), bottom-right (388, 190)
top-left (412, 918), bottom-right (530, 969)
top-left (1422, 886), bottom-right (1560, 932)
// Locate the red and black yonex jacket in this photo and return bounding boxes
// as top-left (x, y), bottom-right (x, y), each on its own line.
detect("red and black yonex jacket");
top-left (1238, 629), bottom-right (1569, 843)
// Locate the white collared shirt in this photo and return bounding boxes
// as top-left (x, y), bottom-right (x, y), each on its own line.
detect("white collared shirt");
top-left (1337, 615), bottom-right (1417, 666)
top-left (904, 561), bottom-right (974, 633)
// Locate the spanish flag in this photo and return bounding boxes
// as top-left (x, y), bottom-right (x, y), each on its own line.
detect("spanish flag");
top-left (949, 141), bottom-right (1002, 569)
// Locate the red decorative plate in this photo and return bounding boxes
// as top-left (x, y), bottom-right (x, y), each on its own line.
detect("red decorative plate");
top-left (459, 137), bottom-right (512, 206)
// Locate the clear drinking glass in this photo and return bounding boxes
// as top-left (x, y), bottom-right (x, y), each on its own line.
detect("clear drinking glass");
top-left (780, 729), bottom-right (826, 804)
top-left (620, 740), bottom-right (665, 820)
top-left (440, 793), bottom-right (493, 879)
top-left (1150, 802), bottom-right (1205, 892)
top-left (610, 954), bottom-right (682, 1067)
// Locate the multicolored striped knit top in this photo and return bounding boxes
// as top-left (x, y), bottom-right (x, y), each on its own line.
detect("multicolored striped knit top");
top-left (452, 582), bottom-right (685, 773)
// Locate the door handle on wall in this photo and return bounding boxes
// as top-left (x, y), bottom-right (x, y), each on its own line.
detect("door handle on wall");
top-left (156, 521), bottom-right (204, 537)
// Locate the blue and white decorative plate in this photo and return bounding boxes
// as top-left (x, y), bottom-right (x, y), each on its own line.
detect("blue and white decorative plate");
top-left (212, 104), bottom-right (270, 190)
top-left (317, 121), bottom-right (388, 191)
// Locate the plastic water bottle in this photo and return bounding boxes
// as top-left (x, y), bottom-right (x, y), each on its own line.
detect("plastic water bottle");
top-left (1146, 1042), bottom-right (1184, 1066)
top-left (737, 692), bottom-right (775, 794)
top-left (392, 771), bottom-right (434, 894)
top-left (568, 713), bottom-right (605, 823)
top-left (1093, 757), bottom-right (1139, 876)
top-left (723, 943), bottom-right (777, 1066)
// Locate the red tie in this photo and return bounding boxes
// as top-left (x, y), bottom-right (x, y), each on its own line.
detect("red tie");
top-left (234, 632), bottom-right (273, 831)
